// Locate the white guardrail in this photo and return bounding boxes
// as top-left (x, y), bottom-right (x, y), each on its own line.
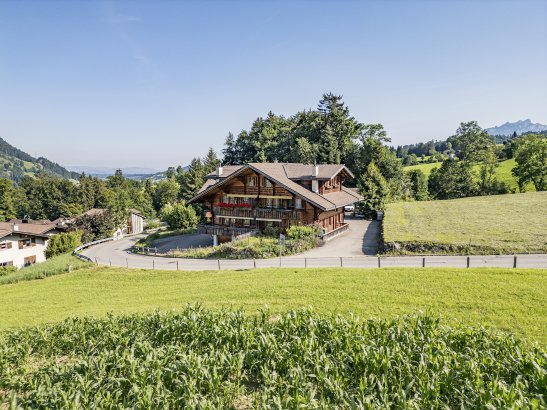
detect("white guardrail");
top-left (73, 237), bottom-right (116, 263)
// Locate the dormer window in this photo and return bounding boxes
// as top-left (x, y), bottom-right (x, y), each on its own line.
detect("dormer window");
top-left (261, 176), bottom-right (273, 188)
top-left (247, 176), bottom-right (258, 187)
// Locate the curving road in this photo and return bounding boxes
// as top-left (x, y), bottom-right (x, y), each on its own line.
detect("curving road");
top-left (81, 229), bottom-right (547, 271)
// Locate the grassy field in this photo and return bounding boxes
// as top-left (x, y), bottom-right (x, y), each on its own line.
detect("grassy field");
top-left (404, 158), bottom-right (534, 192)
top-left (384, 192), bottom-right (547, 254)
top-left (0, 266), bottom-right (545, 344)
top-left (0, 253), bottom-right (90, 285)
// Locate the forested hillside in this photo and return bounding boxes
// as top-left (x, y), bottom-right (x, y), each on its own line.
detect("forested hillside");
top-left (0, 137), bottom-right (80, 182)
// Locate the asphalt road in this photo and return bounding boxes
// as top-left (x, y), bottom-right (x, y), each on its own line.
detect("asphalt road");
top-left (82, 234), bottom-right (547, 271)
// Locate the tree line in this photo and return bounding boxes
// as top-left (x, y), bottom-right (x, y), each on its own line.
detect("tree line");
top-left (1, 93), bottom-right (545, 229)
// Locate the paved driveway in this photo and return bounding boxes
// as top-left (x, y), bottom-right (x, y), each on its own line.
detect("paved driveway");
top-left (291, 217), bottom-right (380, 258)
top-left (152, 233), bottom-right (212, 253)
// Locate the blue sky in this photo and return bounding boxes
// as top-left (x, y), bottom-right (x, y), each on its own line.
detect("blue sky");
top-left (1, 0), bottom-right (546, 170)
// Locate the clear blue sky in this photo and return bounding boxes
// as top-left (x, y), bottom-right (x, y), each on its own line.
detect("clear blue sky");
top-left (1, 0), bottom-right (546, 170)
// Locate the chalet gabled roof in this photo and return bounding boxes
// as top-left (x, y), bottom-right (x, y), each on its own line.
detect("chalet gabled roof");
top-left (204, 163), bottom-right (354, 180)
top-left (190, 163), bottom-right (362, 211)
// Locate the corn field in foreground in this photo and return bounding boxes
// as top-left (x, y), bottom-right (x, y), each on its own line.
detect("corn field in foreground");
top-left (0, 307), bottom-right (545, 409)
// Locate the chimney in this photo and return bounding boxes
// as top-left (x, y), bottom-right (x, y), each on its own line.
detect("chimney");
top-left (312, 161), bottom-right (318, 177)
top-left (312, 180), bottom-right (319, 193)
top-left (217, 165), bottom-right (223, 177)
top-left (13, 224), bottom-right (19, 232)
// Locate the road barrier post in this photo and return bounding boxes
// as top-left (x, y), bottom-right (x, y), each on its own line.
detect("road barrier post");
top-left (513, 255), bottom-right (517, 268)
top-left (126, 258), bottom-right (128, 268)
top-left (378, 256), bottom-right (381, 268)
top-left (218, 259), bottom-right (221, 270)
top-left (467, 256), bottom-right (470, 268)
top-left (340, 257), bottom-right (343, 267)
top-left (253, 259), bottom-right (256, 269)
top-left (305, 258), bottom-right (307, 268)
top-left (177, 260), bottom-right (179, 271)
top-left (94, 257), bottom-right (98, 265)
top-left (422, 257), bottom-right (425, 268)
top-left (153, 259), bottom-right (155, 269)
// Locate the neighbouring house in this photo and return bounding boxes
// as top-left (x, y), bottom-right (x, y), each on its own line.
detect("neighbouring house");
top-left (188, 163), bottom-right (363, 240)
top-left (77, 208), bottom-right (145, 239)
top-left (0, 218), bottom-right (61, 268)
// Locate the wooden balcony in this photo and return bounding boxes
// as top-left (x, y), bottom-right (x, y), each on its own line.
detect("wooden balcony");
top-left (213, 206), bottom-right (254, 218)
top-left (212, 207), bottom-right (302, 220)
top-left (225, 186), bottom-right (289, 196)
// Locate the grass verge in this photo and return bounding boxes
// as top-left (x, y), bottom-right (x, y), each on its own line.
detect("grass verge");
top-left (0, 266), bottom-right (545, 345)
top-left (383, 192), bottom-right (547, 254)
top-left (173, 236), bottom-right (317, 259)
top-left (0, 253), bottom-right (91, 285)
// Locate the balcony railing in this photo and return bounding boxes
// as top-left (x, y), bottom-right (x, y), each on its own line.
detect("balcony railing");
top-left (212, 207), bottom-right (302, 220)
top-left (225, 186), bottom-right (289, 196)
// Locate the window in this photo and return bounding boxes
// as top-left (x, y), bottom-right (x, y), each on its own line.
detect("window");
top-left (295, 198), bottom-right (303, 209)
top-left (18, 237), bottom-right (35, 249)
top-left (247, 176), bottom-right (258, 187)
top-left (23, 255), bottom-right (36, 267)
top-left (262, 176), bottom-right (273, 188)
top-left (265, 198), bottom-right (273, 208)
top-left (0, 241), bottom-right (12, 250)
top-left (272, 199), bottom-right (279, 208)
top-left (243, 219), bottom-right (251, 226)
top-left (0, 261), bottom-right (13, 267)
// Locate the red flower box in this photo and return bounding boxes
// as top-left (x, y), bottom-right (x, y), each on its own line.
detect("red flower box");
top-left (216, 202), bottom-right (252, 208)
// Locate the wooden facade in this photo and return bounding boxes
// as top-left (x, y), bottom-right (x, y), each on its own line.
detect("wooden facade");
top-left (191, 164), bottom-right (361, 238)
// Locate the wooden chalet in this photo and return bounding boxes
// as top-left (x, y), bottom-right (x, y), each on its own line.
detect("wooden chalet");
top-left (188, 163), bottom-right (363, 239)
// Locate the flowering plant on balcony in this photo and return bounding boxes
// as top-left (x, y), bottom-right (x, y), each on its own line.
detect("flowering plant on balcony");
top-left (216, 202), bottom-right (252, 208)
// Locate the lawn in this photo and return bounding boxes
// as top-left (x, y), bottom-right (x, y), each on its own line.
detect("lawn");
top-left (384, 191), bottom-right (547, 254)
top-left (0, 266), bottom-right (545, 345)
top-left (404, 158), bottom-right (535, 192)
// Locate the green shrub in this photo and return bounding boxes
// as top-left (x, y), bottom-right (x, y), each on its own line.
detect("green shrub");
top-left (0, 265), bottom-right (17, 276)
top-left (144, 220), bottom-right (161, 230)
top-left (45, 230), bottom-right (83, 259)
top-left (0, 307), bottom-right (544, 408)
top-left (286, 225), bottom-right (318, 240)
top-left (160, 201), bottom-right (199, 230)
top-left (262, 225), bottom-right (280, 237)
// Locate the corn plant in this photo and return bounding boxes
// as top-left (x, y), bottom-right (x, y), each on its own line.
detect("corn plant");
top-left (0, 306), bottom-right (545, 409)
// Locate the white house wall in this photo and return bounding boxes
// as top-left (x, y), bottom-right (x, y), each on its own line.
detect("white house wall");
top-left (0, 234), bottom-right (48, 268)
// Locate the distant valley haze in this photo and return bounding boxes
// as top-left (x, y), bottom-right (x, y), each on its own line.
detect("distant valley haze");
top-left (1, 0), bottom-right (546, 170)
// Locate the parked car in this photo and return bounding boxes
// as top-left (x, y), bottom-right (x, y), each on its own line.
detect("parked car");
top-left (344, 204), bottom-right (355, 212)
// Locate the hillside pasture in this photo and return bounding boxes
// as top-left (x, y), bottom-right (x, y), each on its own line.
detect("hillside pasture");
top-left (404, 158), bottom-right (535, 192)
top-left (384, 192), bottom-right (547, 254)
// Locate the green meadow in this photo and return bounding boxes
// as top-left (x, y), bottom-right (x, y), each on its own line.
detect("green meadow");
top-left (384, 192), bottom-right (547, 254)
top-left (0, 265), bottom-right (545, 345)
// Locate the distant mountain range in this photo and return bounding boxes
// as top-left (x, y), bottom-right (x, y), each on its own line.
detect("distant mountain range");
top-left (65, 166), bottom-right (161, 179)
top-left (0, 137), bottom-right (81, 183)
top-left (486, 119), bottom-right (547, 137)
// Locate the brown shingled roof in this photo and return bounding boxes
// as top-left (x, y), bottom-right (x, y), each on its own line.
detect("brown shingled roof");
top-left (204, 165), bottom-right (244, 179)
top-left (0, 221), bottom-right (57, 237)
